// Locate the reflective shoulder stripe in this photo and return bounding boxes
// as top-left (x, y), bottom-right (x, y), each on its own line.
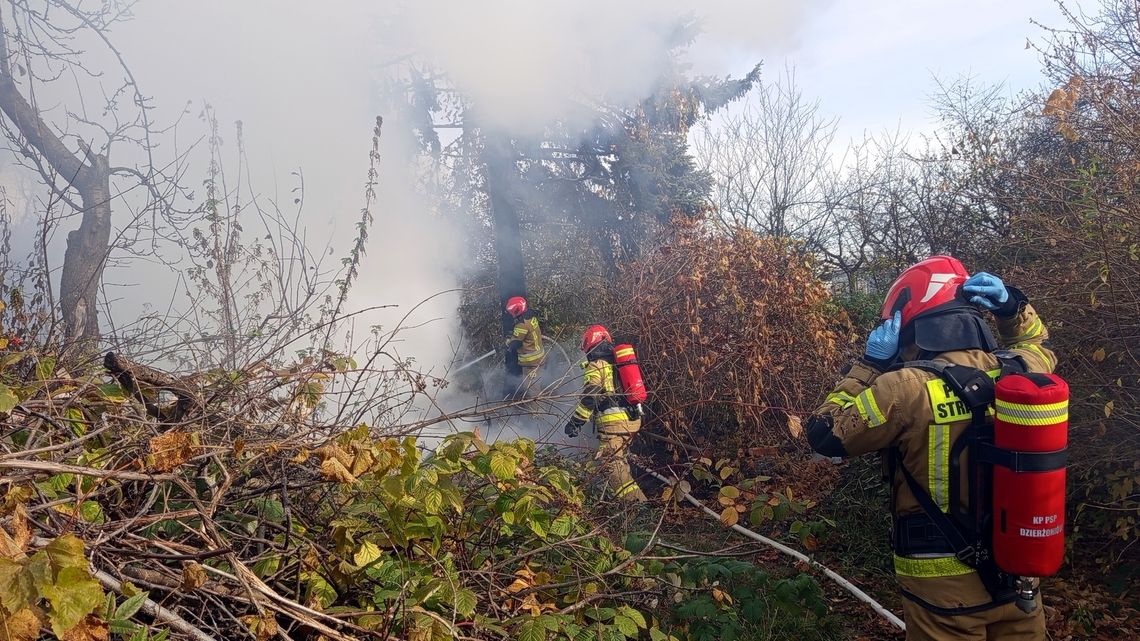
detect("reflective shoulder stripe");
top-left (995, 398), bottom-right (1069, 425)
top-left (854, 389), bottom-right (886, 427)
top-left (825, 391), bottom-right (856, 409)
top-left (893, 554), bottom-right (975, 578)
top-left (584, 362), bottom-right (605, 385)
top-left (927, 425), bottom-right (951, 512)
top-left (513, 324), bottom-right (528, 338)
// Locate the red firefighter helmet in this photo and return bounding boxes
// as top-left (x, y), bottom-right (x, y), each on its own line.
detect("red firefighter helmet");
top-left (581, 325), bottom-right (612, 352)
top-left (880, 256), bottom-right (969, 326)
top-left (505, 296), bottom-right (527, 318)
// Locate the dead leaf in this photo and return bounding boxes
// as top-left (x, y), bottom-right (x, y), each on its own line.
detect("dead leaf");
top-left (181, 561), bottom-right (207, 592)
top-left (0, 606), bottom-right (41, 641)
top-left (1104, 401), bottom-right (1114, 418)
top-left (147, 432), bottom-right (201, 472)
top-left (1092, 347), bottom-right (1106, 362)
top-left (786, 414), bottom-right (803, 438)
top-left (61, 614), bottom-right (109, 641)
top-left (240, 614), bottom-right (278, 641)
top-left (719, 506), bottom-right (739, 527)
top-left (319, 457), bottom-right (357, 484)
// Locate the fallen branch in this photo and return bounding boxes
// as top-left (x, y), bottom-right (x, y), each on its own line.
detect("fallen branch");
top-left (646, 468), bottom-right (906, 632)
top-left (0, 459), bottom-right (176, 481)
top-left (94, 567), bottom-right (219, 641)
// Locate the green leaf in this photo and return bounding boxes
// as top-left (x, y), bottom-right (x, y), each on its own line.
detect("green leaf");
top-left (618, 606), bottom-right (646, 628)
top-left (549, 515), bottom-right (574, 537)
top-left (0, 383), bottom-right (18, 414)
top-left (423, 489), bottom-right (443, 515)
top-left (518, 618), bottom-right (546, 641)
top-left (35, 357), bottom-right (56, 381)
top-left (42, 566), bottom-right (104, 637)
top-left (253, 555), bottom-right (281, 578)
top-left (79, 500), bottom-right (104, 523)
top-left (453, 588), bottom-right (477, 617)
top-left (489, 454), bottom-right (516, 480)
top-left (115, 591), bottom-right (149, 620)
top-left (614, 615), bottom-right (638, 638)
top-left (650, 628), bottom-right (668, 641)
top-left (255, 498), bottom-right (285, 523)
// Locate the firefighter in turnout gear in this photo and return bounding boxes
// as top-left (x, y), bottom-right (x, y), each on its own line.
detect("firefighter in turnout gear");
top-left (565, 325), bottom-right (648, 503)
top-left (806, 256), bottom-right (1057, 641)
top-left (504, 296), bottom-right (545, 393)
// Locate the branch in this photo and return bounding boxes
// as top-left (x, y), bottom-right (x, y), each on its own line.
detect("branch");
top-left (93, 567), bottom-right (219, 641)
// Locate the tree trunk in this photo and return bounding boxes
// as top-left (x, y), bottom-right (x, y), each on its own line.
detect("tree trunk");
top-left (0, 17), bottom-right (111, 347)
top-left (484, 137), bottom-right (526, 376)
top-left (59, 156), bottom-right (112, 344)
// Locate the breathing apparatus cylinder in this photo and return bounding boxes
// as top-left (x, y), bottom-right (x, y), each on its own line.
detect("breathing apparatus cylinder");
top-left (992, 372), bottom-right (1069, 612)
top-left (613, 344), bottom-right (647, 406)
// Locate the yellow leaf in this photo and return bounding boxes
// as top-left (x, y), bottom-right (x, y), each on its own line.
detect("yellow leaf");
top-left (719, 507), bottom-right (738, 527)
top-left (505, 578), bottom-right (529, 594)
top-left (660, 486), bottom-right (673, 501)
top-left (717, 496), bottom-right (735, 507)
top-left (1105, 401), bottom-right (1114, 418)
top-left (1092, 347), bottom-right (1106, 362)
top-left (181, 561), bottom-right (207, 592)
top-left (354, 541), bottom-right (382, 568)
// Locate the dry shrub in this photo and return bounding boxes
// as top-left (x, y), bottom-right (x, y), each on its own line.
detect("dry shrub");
top-left (610, 221), bottom-right (857, 451)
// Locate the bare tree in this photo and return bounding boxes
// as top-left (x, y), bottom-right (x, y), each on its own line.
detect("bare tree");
top-left (0, 1), bottom-right (179, 350)
top-left (693, 66), bottom-right (839, 240)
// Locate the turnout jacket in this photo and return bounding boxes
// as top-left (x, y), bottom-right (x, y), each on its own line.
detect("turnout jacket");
top-left (807, 303), bottom-right (1057, 612)
top-left (506, 312), bottom-right (545, 367)
top-left (570, 345), bottom-right (639, 435)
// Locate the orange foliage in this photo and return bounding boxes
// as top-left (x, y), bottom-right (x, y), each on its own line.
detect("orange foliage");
top-left (609, 221), bottom-right (857, 450)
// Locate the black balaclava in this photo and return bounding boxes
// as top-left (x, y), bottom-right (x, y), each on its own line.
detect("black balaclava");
top-left (899, 298), bottom-right (998, 361)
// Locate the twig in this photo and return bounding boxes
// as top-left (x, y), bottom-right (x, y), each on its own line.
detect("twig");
top-left (0, 459), bottom-right (176, 481)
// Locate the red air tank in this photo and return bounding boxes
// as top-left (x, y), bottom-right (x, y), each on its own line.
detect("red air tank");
top-left (613, 344), bottom-right (647, 405)
top-left (992, 372), bottom-right (1069, 577)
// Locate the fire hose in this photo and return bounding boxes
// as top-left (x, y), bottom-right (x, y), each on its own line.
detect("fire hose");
top-left (645, 468), bottom-right (906, 632)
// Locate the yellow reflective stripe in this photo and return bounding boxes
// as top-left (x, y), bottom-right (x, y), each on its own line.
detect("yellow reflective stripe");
top-left (517, 349), bottom-right (545, 364)
top-left (1013, 342), bottom-right (1052, 367)
top-left (928, 425), bottom-right (950, 512)
top-left (614, 347), bottom-right (634, 359)
top-left (893, 555), bottom-right (975, 578)
top-left (996, 411), bottom-right (1069, 426)
top-left (513, 325), bottom-right (528, 338)
top-left (574, 405), bottom-right (592, 421)
top-left (1008, 318), bottom-right (1044, 343)
top-left (854, 389), bottom-right (886, 427)
top-left (596, 408), bottom-right (629, 425)
top-left (614, 480), bottom-right (642, 497)
top-left (825, 391), bottom-right (856, 409)
top-left (995, 399), bottom-right (1067, 412)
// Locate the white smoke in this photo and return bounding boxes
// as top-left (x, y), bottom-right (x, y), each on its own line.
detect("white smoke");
top-left (0, 0), bottom-right (825, 376)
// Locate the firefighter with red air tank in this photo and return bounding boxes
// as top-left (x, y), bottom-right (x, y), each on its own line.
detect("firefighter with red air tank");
top-left (806, 256), bottom-right (1067, 641)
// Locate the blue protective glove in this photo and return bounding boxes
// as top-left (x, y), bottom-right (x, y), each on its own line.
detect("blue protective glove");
top-left (962, 272), bottom-right (1009, 311)
top-left (865, 311), bottom-right (902, 364)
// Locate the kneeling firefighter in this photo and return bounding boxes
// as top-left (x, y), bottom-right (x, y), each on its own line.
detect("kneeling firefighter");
top-left (806, 256), bottom-right (1064, 641)
top-left (565, 325), bottom-right (649, 503)
top-left (503, 296), bottom-right (546, 393)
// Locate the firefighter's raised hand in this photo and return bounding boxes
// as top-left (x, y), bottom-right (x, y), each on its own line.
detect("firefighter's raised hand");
top-left (865, 310), bottom-right (902, 365)
top-left (564, 420), bottom-right (582, 438)
top-left (962, 272), bottom-right (1009, 311)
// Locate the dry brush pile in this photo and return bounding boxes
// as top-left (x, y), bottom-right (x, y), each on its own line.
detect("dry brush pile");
top-left (0, 341), bottom-right (840, 641)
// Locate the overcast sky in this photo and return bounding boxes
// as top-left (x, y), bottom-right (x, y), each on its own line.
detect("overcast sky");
top-left (694, 0), bottom-right (1067, 144)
